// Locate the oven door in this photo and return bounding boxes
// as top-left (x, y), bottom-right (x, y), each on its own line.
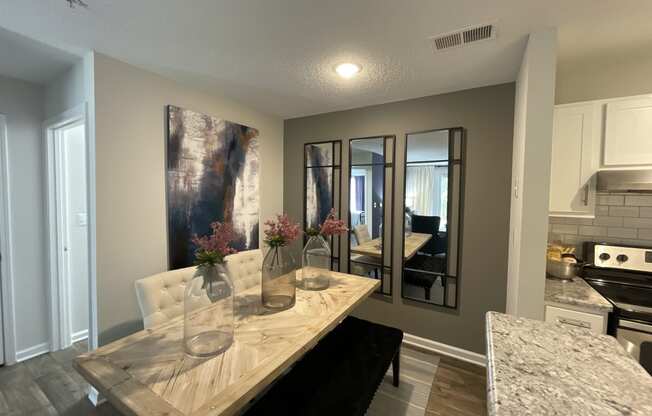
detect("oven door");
top-left (616, 319), bottom-right (652, 375)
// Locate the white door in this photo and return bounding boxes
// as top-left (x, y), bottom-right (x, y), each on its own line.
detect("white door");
top-left (604, 96), bottom-right (652, 167)
top-left (549, 103), bottom-right (599, 217)
top-left (53, 121), bottom-right (89, 348)
top-left (0, 261), bottom-right (4, 365)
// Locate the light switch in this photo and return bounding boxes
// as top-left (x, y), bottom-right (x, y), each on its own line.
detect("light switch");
top-left (76, 213), bottom-right (88, 226)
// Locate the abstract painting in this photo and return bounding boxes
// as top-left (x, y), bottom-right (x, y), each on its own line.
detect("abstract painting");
top-left (167, 105), bottom-right (260, 269)
top-left (305, 143), bottom-right (334, 230)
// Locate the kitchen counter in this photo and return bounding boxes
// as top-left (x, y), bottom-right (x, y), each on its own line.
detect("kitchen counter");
top-left (545, 276), bottom-right (613, 314)
top-left (486, 311), bottom-right (652, 416)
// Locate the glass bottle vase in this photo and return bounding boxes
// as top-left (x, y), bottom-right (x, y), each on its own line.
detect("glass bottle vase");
top-left (262, 245), bottom-right (297, 310)
top-left (301, 235), bottom-right (331, 290)
top-left (183, 264), bottom-right (234, 357)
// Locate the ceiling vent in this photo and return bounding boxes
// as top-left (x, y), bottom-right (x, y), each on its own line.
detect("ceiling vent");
top-left (430, 23), bottom-right (496, 53)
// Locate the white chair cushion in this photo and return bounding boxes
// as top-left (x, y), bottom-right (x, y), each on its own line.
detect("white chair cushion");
top-left (354, 224), bottom-right (371, 244)
top-left (135, 266), bottom-right (195, 329)
top-left (225, 249), bottom-right (262, 293)
top-left (134, 249), bottom-right (262, 329)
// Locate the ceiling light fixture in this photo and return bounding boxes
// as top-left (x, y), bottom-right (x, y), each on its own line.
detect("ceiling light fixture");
top-left (66, 0), bottom-right (88, 8)
top-left (335, 63), bottom-right (361, 79)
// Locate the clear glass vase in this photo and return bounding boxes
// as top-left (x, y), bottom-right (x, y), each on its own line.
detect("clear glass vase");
top-left (301, 235), bottom-right (331, 290)
top-left (183, 264), bottom-right (234, 357)
top-left (405, 213), bottom-right (412, 237)
top-left (262, 245), bottom-right (297, 310)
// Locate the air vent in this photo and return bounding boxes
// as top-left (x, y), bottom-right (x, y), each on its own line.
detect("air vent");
top-left (430, 23), bottom-right (496, 53)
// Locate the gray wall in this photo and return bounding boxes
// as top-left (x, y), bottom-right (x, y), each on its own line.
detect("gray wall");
top-left (93, 53), bottom-right (284, 345)
top-left (0, 75), bottom-right (49, 354)
top-left (284, 83), bottom-right (515, 354)
top-left (44, 59), bottom-right (85, 119)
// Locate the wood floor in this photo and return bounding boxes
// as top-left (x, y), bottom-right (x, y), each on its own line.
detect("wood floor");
top-left (0, 342), bottom-right (486, 416)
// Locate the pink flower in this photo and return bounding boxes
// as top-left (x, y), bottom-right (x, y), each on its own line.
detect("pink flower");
top-left (191, 222), bottom-right (237, 264)
top-left (319, 208), bottom-right (348, 236)
top-left (264, 214), bottom-right (301, 247)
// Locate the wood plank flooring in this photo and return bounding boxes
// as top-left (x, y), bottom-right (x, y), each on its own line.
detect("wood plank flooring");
top-left (0, 342), bottom-right (486, 416)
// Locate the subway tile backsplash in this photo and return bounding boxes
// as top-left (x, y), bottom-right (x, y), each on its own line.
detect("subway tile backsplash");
top-left (549, 192), bottom-right (652, 258)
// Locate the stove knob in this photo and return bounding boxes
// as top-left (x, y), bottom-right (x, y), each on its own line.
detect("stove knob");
top-left (599, 253), bottom-right (611, 261)
top-left (616, 254), bottom-right (629, 263)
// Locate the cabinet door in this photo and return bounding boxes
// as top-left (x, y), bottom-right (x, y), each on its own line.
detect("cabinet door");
top-left (549, 104), bottom-right (597, 217)
top-left (545, 305), bottom-right (606, 334)
top-left (604, 97), bottom-right (652, 166)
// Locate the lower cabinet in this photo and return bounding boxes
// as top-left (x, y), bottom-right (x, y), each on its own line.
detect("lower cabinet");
top-left (544, 305), bottom-right (606, 335)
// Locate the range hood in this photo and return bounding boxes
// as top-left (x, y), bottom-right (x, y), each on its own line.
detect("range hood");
top-left (597, 169), bottom-right (652, 192)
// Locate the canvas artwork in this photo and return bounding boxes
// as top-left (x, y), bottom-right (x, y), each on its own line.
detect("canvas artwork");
top-left (167, 105), bottom-right (260, 269)
top-left (305, 143), bottom-right (334, 230)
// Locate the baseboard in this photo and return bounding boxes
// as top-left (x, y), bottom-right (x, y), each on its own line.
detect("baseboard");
top-left (71, 329), bottom-right (89, 344)
top-left (403, 333), bottom-right (486, 367)
top-left (87, 386), bottom-right (106, 407)
top-left (16, 342), bottom-right (50, 362)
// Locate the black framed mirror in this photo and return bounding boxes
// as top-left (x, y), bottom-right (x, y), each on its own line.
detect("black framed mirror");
top-left (304, 140), bottom-right (342, 271)
top-left (348, 136), bottom-right (395, 295)
top-left (401, 128), bottom-right (464, 307)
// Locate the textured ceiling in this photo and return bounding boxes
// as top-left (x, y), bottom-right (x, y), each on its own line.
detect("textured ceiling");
top-left (0, 0), bottom-right (651, 118)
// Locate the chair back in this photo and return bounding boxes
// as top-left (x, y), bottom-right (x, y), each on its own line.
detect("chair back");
top-left (411, 215), bottom-right (443, 255)
top-left (353, 224), bottom-right (372, 244)
top-left (135, 267), bottom-right (195, 329)
top-left (224, 249), bottom-right (262, 293)
top-left (134, 249), bottom-right (263, 329)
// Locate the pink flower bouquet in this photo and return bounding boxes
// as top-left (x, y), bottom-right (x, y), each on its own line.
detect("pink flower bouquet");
top-left (263, 214), bottom-right (301, 247)
top-left (192, 221), bottom-right (237, 266)
top-left (306, 208), bottom-right (348, 237)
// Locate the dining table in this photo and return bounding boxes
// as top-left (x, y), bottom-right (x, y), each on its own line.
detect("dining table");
top-left (350, 232), bottom-right (432, 260)
top-left (73, 270), bottom-right (379, 416)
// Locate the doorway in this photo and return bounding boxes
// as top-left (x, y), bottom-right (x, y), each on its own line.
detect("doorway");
top-left (45, 110), bottom-right (90, 350)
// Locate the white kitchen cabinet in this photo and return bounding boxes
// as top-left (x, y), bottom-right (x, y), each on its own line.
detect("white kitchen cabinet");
top-left (604, 96), bottom-right (652, 167)
top-left (549, 103), bottom-right (600, 217)
top-left (545, 305), bottom-right (606, 335)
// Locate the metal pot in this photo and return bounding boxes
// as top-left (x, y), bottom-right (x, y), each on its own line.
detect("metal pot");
top-left (546, 258), bottom-right (578, 280)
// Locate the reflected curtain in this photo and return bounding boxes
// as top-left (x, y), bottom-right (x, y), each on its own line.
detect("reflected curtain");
top-left (405, 165), bottom-right (448, 230)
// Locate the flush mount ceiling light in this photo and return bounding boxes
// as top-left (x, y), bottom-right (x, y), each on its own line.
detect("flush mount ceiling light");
top-left (335, 63), bottom-right (361, 79)
top-left (66, 0), bottom-right (88, 8)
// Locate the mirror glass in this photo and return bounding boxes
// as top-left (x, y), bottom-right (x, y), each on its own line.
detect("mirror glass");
top-left (304, 141), bottom-right (341, 270)
top-left (402, 128), bottom-right (463, 307)
top-left (348, 136), bottom-right (394, 295)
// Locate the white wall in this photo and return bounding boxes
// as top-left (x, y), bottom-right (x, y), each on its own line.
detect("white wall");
top-left (506, 29), bottom-right (557, 319)
top-left (93, 53), bottom-right (284, 345)
top-left (557, 51), bottom-right (652, 104)
top-left (62, 123), bottom-right (89, 340)
top-left (0, 75), bottom-right (49, 356)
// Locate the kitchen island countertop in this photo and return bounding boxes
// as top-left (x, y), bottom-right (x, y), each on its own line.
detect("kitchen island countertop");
top-left (486, 311), bottom-right (652, 416)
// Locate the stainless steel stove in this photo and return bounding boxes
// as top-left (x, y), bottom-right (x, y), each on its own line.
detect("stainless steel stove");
top-left (582, 242), bottom-right (652, 374)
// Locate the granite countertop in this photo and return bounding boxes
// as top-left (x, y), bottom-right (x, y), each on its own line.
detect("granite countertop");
top-left (486, 311), bottom-right (652, 416)
top-left (545, 276), bottom-right (613, 314)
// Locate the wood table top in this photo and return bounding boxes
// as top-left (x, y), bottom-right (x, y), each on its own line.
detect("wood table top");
top-left (350, 232), bottom-right (432, 260)
top-left (73, 271), bottom-right (379, 416)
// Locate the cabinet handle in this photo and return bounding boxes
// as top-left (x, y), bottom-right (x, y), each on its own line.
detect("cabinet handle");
top-left (558, 317), bottom-right (591, 329)
top-left (582, 185), bottom-right (589, 206)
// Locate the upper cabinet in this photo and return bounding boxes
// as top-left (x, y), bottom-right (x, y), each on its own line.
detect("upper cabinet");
top-left (549, 103), bottom-right (600, 217)
top-left (604, 97), bottom-right (652, 167)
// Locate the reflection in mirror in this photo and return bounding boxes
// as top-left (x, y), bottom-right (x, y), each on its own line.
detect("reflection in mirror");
top-left (402, 128), bottom-right (463, 307)
top-left (304, 141), bottom-right (341, 270)
top-left (348, 136), bottom-right (395, 295)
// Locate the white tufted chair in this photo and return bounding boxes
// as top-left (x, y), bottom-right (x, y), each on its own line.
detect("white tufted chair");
top-left (135, 250), bottom-right (263, 329)
top-left (135, 266), bottom-right (195, 329)
top-left (224, 249), bottom-right (262, 293)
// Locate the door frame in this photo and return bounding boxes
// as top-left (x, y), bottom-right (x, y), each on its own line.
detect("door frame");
top-left (0, 114), bottom-right (17, 364)
top-left (44, 104), bottom-right (88, 350)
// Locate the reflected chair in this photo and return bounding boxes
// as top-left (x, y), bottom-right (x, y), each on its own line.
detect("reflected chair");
top-left (135, 249), bottom-right (262, 329)
top-left (353, 224), bottom-right (372, 244)
top-left (405, 215), bottom-right (447, 301)
top-left (351, 224), bottom-right (381, 278)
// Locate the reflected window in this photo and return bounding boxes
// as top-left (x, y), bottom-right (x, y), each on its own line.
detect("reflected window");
top-left (402, 128), bottom-right (464, 308)
top-left (348, 136), bottom-right (395, 295)
top-left (304, 141), bottom-right (341, 271)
